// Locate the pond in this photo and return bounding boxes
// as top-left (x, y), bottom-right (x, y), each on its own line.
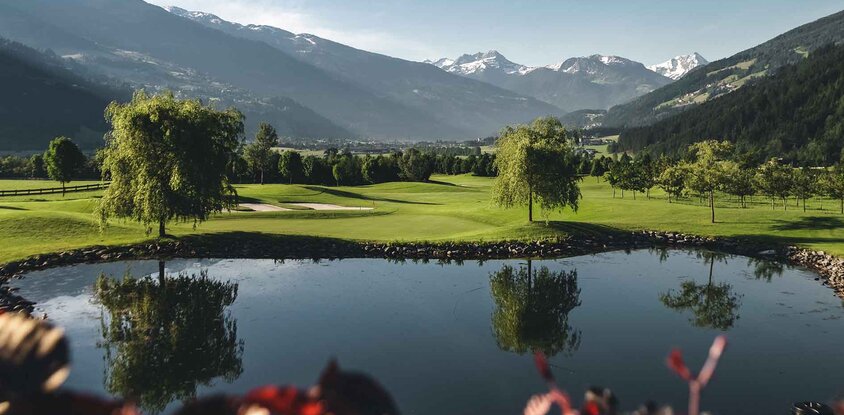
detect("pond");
top-left (10, 249), bottom-right (844, 415)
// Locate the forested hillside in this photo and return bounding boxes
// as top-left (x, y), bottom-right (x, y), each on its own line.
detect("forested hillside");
top-left (618, 44), bottom-right (844, 164)
top-left (0, 38), bottom-right (126, 151)
top-left (603, 9), bottom-right (844, 128)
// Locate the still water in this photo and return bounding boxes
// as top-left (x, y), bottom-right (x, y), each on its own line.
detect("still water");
top-left (10, 249), bottom-right (844, 414)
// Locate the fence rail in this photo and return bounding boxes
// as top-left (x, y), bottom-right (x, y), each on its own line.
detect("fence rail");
top-left (0, 182), bottom-right (110, 197)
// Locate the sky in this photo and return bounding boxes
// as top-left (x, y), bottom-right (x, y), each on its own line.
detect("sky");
top-left (145, 0), bottom-right (844, 66)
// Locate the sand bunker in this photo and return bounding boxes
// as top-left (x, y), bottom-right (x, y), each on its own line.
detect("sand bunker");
top-left (239, 203), bottom-right (292, 212)
top-left (289, 203), bottom-right (373, 211)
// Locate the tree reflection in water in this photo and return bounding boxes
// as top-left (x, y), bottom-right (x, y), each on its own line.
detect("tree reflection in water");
top-left (489, 260), bottom-right (582, 357)
top-left (747, 257), bottom-right (785, 282)
top-left (93, 261), bottom-right (243, 414)
top-left (660, 251), bottom-right (742, 331)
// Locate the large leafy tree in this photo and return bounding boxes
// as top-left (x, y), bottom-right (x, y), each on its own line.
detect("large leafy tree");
top-left (94, 266), bottom-right (243, 413)
top-left (492, 117), bottom-right (581, 222)
top-left (97, 90), bottom-right (244, 237)
top-left (243, 122), bottom-right (279, 185)
top-left (43, 136), bottom-right (85, 196)
top-left (489, 261), bottom-right (582, 357)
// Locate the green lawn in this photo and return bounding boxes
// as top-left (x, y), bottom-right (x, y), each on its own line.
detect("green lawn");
top-left (1, 175), bottom-right (843, 264)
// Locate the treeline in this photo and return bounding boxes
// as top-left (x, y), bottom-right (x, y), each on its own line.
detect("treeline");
top-left (226, 122), bottom-right (498, 186)
top-left (0, 152), bottom-right (100, 180)
top-left (229, 148), bottom-right (499, 186)
top-left (618, 43), bottom-right (844, 165)
top-left (601, 141), bottom-right (844, 221)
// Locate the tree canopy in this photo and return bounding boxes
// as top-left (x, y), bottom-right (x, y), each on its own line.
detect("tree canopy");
top-left (97, 90), bottom-right (244, 237)
top-left (94, 267), bottom-right (243, 413)
top-left (492, 117), bottom-right (582, 222)
top-left (489, 262), bottom-right (582, 357)
top-left (43, 136), bottom-right (85, 195)
top-left (243, 122), bottom-right (278, 185)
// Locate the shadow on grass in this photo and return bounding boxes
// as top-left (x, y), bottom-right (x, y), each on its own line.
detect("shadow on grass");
top-left (544, 221), bottom-right (627, 237)
top-left (0, 205), bottom-right (26, 211)
top-left (771, 216), bottom-right (844, 231)
top-left (300, 186), bottom-right (439, 205)
top-left (426, 179), bottom-right (459, 187)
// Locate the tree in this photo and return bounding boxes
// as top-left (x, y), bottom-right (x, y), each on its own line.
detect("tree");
top-left (754, 158), bottom-right (795, 210)
top-left (656, 163), bottom-right (687, 203)
top-left (332, 154), bottom-right (362, 186)
top-left (303, 156), bottom-right (334, 185)
top-left (660, 251), bottom-right (741, 330)
top-left (362, 155), bottom-right (399, 184)
top-left (492, 117), bottom-right (582, 222)
top-left (398, 149), bottom-right (435, 182)
top-left (720, 162), bottom-right (755, 208)
top-left (791, 167), bottom-right (817, 212)
top-left (94, 267), bottom-right (243, 413)
top-left (589, 158), bottom-right (604, 182)
top-left (29, 154), bottom-right (46, 178)
top-left (278, 150), bottom-right (305, 184)
top-left (821, 167), bottom-right (844, 214)
top-left (684, 140), bottom-right (734, 223)
top-left (43, 136), bottom-right (85, 196)
top-left (97, 90), bottom-right (243, 237)
top-left (243, 122), bottom-right (279, 185)
top-left (489, 262), bottom-right (581, 357)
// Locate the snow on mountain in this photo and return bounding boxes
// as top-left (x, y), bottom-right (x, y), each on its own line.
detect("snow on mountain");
top-left (426, 50), bottom-right (531, 76)
top-left (425, 51), bottom-right (673, 112)
top-left (545, 55), bottom-right (639, 75)
top-left (647, 52), bottom-right (708, 80)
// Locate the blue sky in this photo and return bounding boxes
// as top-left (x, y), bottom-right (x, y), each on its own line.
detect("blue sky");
top-left (146, 0), bottom-right (843, 65)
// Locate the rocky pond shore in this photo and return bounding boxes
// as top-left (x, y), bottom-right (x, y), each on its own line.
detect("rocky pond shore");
top-left (2, 230), bottom-right (844, 313)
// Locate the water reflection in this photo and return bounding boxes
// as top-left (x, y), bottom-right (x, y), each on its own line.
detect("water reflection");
top-left (747, 257), bottom-right (785, 282)
top-left (489, 260), bottom-right (582, 357)
top-left (93, 262), bottom-right (243, 413)
top-left (659, 251), bottom-right (742, 330)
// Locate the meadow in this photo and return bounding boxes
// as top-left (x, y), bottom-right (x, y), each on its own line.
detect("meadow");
top-left (1, 174), bottom-right (843, 264)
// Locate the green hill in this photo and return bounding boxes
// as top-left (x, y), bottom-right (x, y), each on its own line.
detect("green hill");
top-left (618, 43), bottom-right (844, 164)
top-left (0, 38), bottom-right (124, 151)
top-left (603, 9), bottom-right (844, 128)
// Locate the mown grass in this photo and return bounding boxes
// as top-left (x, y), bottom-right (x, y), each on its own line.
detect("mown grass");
top-left (2, 175), bottom-right (844, 264)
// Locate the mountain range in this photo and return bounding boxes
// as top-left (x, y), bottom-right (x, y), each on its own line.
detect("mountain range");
top-left (0, 0), bottom-right (842, 154)
top-left (425, 51), bottom-right (678, 112)
top-left (0, 0), bottom-right (561, 150)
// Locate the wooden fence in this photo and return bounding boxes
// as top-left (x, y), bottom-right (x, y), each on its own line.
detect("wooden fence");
top-left (0, 182), bottom-right (110, 197)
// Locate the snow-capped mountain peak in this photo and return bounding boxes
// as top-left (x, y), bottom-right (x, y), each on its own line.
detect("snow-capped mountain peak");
top-left (647, 52), bottom-right (708, 80)
top-left (426, 50), bottom-right (530, 75)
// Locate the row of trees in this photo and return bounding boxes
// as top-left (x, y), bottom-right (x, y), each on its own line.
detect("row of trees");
top-left (234, 122), bottom-right (496, 186)
top-left (600, 140), bottom-right (844, 223)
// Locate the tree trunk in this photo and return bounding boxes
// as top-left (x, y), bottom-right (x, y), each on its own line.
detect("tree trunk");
top-left (528, 191), bottom-right (533, 222)
top-left (840, 198), bottom-right (843, 214)
top-left (260, 169), bottom-right (265, 185)
top-left (710, 190), bottom-right (715, 224)
top-left (803, 196), bottom-right (807, 212)
top-left (633, 191), bottom-right (636, 200)
top-left (612, 187), bottom-right (616, 198)
top-left (783, 197), bottom-right (787, 211)
top-left (61, 182), bottom-right (65, 197)
top-left (158, 260), bottom-right (166, 286)
top-left (159, 219), bottom-right (166, 238)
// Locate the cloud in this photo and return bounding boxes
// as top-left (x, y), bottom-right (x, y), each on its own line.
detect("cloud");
top-left (145, 0), bottom-right (437, 61)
